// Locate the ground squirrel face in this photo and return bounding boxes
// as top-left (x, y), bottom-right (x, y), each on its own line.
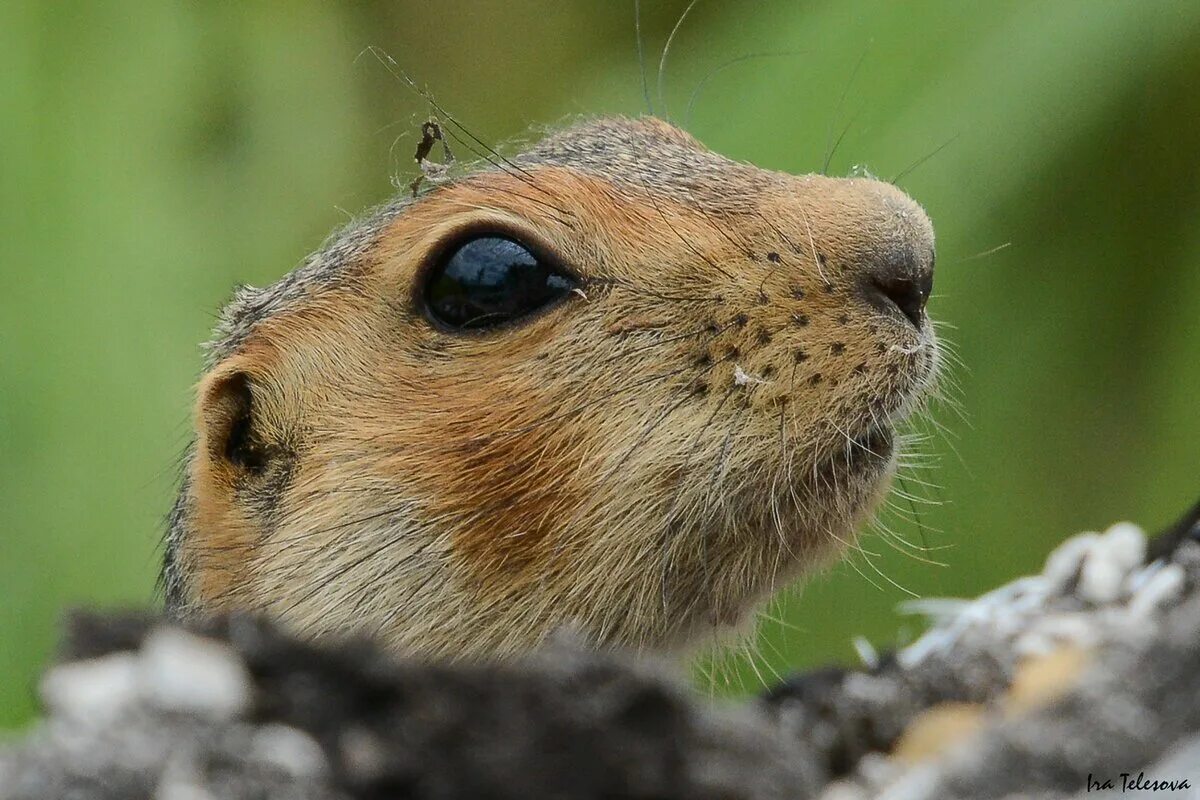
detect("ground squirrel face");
top-left (165, 116), bottom-right (938, 658)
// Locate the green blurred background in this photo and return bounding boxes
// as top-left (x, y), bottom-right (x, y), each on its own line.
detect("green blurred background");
top-left (3, 1), bottom-right (1199, 727)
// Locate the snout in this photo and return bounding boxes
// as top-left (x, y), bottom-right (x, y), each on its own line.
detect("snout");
top-left (777, 175), bottom-right (935, 330)
top-left (844, 179), bottom-right (935, 330)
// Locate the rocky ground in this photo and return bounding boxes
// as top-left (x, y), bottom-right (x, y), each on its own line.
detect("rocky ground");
top-left (3, 501), bottom-right (1198, 799)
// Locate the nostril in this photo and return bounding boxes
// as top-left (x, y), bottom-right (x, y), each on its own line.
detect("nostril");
top-left (868, 268), bottom-right (932, 329)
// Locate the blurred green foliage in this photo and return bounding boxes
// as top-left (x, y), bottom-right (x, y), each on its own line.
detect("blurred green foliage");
top-left (3, 1), bottom-right (1198, 728)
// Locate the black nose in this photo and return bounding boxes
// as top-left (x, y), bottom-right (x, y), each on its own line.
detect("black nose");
top-left (863, 253), bottom-right (934, 329)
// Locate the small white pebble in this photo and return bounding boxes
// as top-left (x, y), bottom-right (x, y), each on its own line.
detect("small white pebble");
top-left (251, 724), bottom-right (328, 779)
top-left (853, 636), bottom-right (880, 670)
top-left (1073, 522), bottom-right (1146, 605)
top-left (39, 652), bottom-right (140, 722)
top-left (1127, 562), bottom-right (1186, 619)
top-left (983, 576), bottom-right (1048, 611)
top-left (1125, 560), bottom-right (1163, 594)
top-left (139, 628), bottom-right (252, 720)
top-left (1078, 553), bottom-right (1126, 605)
top-left (895, 597), bottom-right (970, 624)
top-left (898, 629), bottom-right (948, 668)
top-left (957, 602), bottom-right (993, 627)
top-left (1101, 521), bottom-right (1146, 573)
top-left (1042, 533), bottom-right (1100, 590)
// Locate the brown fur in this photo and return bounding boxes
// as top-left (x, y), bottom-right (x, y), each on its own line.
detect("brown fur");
top-left (165, 117), bottom-right (939, 659)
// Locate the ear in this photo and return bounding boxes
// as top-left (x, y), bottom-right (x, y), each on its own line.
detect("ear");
top-left (198, 369), bottom-right (270, 475)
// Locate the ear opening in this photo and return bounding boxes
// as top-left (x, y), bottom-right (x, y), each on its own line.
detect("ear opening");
top-left (200, 370), bottom-right (268, 475)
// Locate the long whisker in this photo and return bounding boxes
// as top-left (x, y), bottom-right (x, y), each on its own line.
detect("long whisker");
top-left (434, 124), bottom-right (578, 227)
top-left (957, 241), bottom-right (1012, 263)
top-left (822, 112), bottom-right (861, 177)
top-left (824, 526), bottom-right (887, 593)
top-left (823, 45), bottom-right (869, 175)
top-left (739, 636), bottom-right (773, 690)
top-left (638, 178), bottom-right (738, 281)
top-left (757, 607), bottom-right (805, 635)
top-left (602, 355), bottom-right (735, 481)
top-left (684, 51), bottom-right (801, 130)
top-left (658, 385), bottom-right (739, 612)
top-left (891, 133), bottom-right (960, 185)
top-left (657, 0), bottom-right (700, 121)
top-left (683, 187), bottom-right (757, 264)
top-left (634, 0), bottom-right (654, 115)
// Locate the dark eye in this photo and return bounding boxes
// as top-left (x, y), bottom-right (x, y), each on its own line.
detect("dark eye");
top-left (422, 235), bottom-right (579, 330)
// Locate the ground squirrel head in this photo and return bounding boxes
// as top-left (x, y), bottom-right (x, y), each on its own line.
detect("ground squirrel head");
top-left (164, 116), bottom-right (938, 658)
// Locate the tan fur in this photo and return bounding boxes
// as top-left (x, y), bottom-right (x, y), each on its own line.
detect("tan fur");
top-left (168, 116), bottom-right (939, 659)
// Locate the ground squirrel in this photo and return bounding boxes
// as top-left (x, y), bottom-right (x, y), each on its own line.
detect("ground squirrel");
top-left (162, 116), bottom-right (938, 659)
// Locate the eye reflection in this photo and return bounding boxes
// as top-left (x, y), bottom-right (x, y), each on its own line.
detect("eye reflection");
top-left (422, 235), bottom-right (578, 330)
